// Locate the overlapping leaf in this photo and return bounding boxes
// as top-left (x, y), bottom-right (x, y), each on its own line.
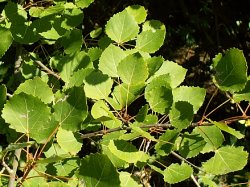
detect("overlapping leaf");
top-left (0, 27), bottom-right (12, 58)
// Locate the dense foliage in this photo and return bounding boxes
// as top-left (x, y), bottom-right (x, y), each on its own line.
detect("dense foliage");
top-left (0, 0), bottom-right (249, 186)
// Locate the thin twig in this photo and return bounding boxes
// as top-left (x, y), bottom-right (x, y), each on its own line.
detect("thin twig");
top-left (35, 60), bottom-right (60, 79)
top-left (8, 149), bottom-right (21, 187)
top-left (170, 151), bottom-right (203, 171)
top-left (191, 174), bottom-right (201, 187)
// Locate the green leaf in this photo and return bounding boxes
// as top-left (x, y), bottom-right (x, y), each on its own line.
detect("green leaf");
top-left (60, 29), bottom-right (83, 54)
top-left (59, 52), bottom-right (91, 83)
top-left (125, 5), bottom-right (147, 24)
top-left (145, 75), bottom-right (173, 114)
top-left (136, 20), bottom-right (166, 53)
top-left (84, 70), bottom-right (113, 100)
top-left (1, 93), bottom-right (54, 143)
top-left (0, 27), bottom-right (12, 58)
top-left (78, 154), bottom-right (120, 187)
top-left (4, 141), bottom-right (35, 153)
top-left (15, 77), bottom-right (54, 104)
top-left (112, 83), bottom-right (144, 108)
top-left (163, 163), bottom-right (193, 184)
top-left (88, 47), bottom-right (102, 62)
top-left (119, 172), bottom-right (142, 187)
top-left (56, 128), bottom-right (82, 155)
top-left (54, 158), bottom-right (79, 177)
top-left (4, 2), bottom-right (27, 23)
top-left (108, 140), bottom-right (149, 164)
top-left (105, 10), bottom-right (139, 44)
top-left (136, 104), bottom-right (149, 122)
top-left (195, 125), bottom-right (224, 151)
top-left (169, 101), bottom-right (193, 130)
top-left (99, 44), bottom-right (126, 77)
top-left (29, 7), bottom-right (44, 17)
top-left (130, 123), bottom-right (157, 141)
top-left (202, 146), bottom-right (249, 175)
top-left (233, 79), bottom-right (250, 102)
top-left (0, 84), bottom-right (7, 110)
top-left (117, 53), bottom-right (148, 85)
top-left (61, 8), bottom-right (84, 29)
top-left (10, 22), bottom-right (40, 44)
top-left (145, 56), bottom-right (164, 77)
top-left (178, 131), bottom-right (206, 158)
top-left (53, 86), bottom-right (88, 131)
top-left (155, 129), bottom-right (179, 156)
top-left (40, 5), bottom-right (64, 18)
top-left (75, 0), bottom-right (94, 8)
top-left (147, 61), bottom-right (187, 88)
top-left (213, 48), bottom-right (247, 92)
top-left (209, 120), bottom-right (244, 139)
top-left (172, 86), bottom-right (206, 113)
top-left (90, 27), bottom-right (102, 38)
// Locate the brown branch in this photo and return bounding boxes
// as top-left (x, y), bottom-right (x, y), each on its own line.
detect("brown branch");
top-left (80, 122), bottom-right (211, 139)
top-left (35, 60), bottom-right (60, 79)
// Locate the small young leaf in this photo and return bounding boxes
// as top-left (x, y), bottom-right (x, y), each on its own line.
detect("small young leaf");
top-left (125, 5), bottom-right (147, 24)
top-left (202, 146), bottom-right (248, 175)
top-left (56, 128), bottom-right (82, 155)
top-left (108, 140), bottom-right (149, 164)
top-left (136, 104), bottom-right (149, 122)
top-left (15, 77), bottom-right (54, 104)
top-left (53, 86), bottom-right (88, 131)
top-left (99, 44), bottom-right (126, 77)
top-left (119, 172), bottom-right (142, 187)
top-left (213, 48), bottom-right (247, 92)
top-left (209, 120), bottom-right (244, 139)
top-left (169, 101), bottom-right (193, 130)
top-left (0, 27), bottom-right (13, 58)
top-left (117, 53), bottom-right (148, 85)
top-left (163, 163), bottom-right (193, 184)
top-left (1, 93), bottom-right (53, 143)
top-left (173, 86), bottom-right (206, 113)
top-left (90, 27), bottom-right (102, 38)
top-left (136, 20), bottom-right (166, 53)
top-left (78, 154), bottom-right (120, 187)
top-left (105, 10), bottom-right (139, 44)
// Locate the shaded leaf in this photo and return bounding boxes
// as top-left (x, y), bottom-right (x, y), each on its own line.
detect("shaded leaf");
top-left (60, 29), bottom-right (83, 54)
top-left (53, 86), bottom-right (88, 131)
top-left (213, 48), bottom-right (247, 92)
top-left (233, 79), bottom-right (250, 102)
top-left (145, 56), bottom-right (164, 77)
top-left (202, 146), bottom-right (248, 175)
top-left (105, 10), bottom-right (139, 44)
top-left (0, 27), bottom-right (13, 58)
top-left (78, 154), bottom-right (120, 187)
top-left (169, 101), bottom-right (193, 130)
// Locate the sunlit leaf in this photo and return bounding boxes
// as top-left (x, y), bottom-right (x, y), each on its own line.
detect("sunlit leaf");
top-left (125, 5), bottom-right (147, 24)
top-left (15, 77), bottom-right (54, 104)
top-left (119, 172), bottom-right (142, 187)
top-left (202, 146), bottom-right (248, 175)
top-left (105, 10), bottom-right (139, 44)
top-left (163, 163), bottom-right (193, 184)
top-left (75, 0), bottom-right (94, 8)
top-left (0, 27), bottom-right (13, 58)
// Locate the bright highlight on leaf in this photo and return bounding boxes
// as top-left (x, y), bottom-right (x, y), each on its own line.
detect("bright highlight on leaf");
top-left (125, 5), bottom-right (147, 24)
top-left (105, 10), bottom-right (139, 44)
top-left (0, 27), bottom-right (13, 58)
top-left (202, 146), bottom-right (248, 175)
